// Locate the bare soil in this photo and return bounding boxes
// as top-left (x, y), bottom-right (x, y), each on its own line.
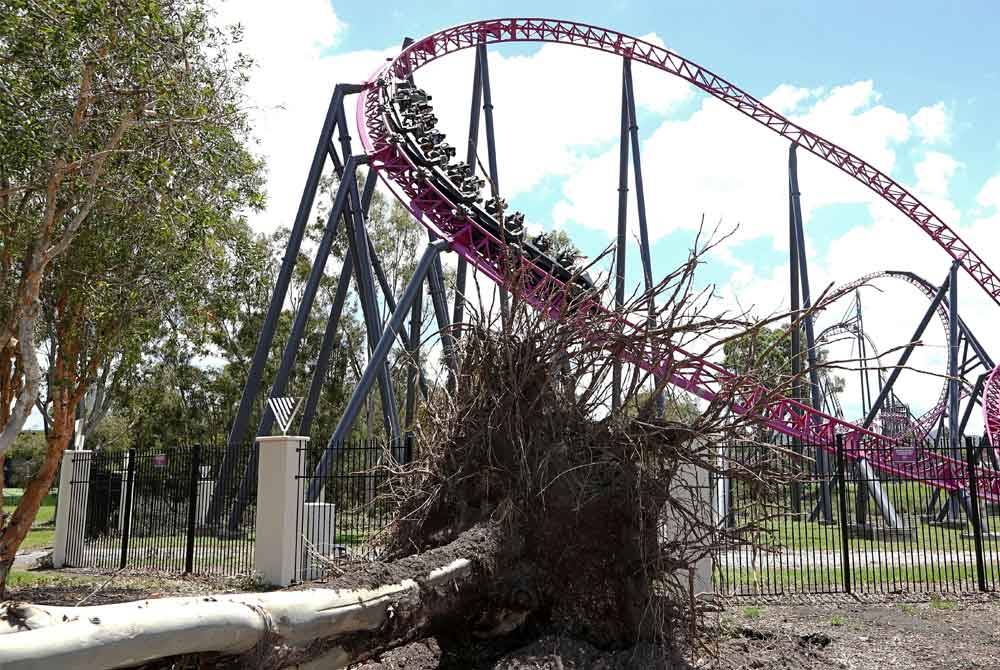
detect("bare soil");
top-left (9, 570), bottom-right (1000, 668)
top-left (355, 593), bottom-right (1000, 669)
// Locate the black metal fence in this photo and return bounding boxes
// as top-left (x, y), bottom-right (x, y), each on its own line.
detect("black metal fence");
top-left (62, 444), bottom-right (257, 575)
top-left (292, 439), bottom-right (404, 582)
top-left (716, 434), bottom-right (1000, 596)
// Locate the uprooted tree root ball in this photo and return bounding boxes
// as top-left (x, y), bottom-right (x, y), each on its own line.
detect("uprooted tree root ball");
top-left (365, 251), bottom-right (763, 663)
top-left (386, 325), bottom-right (685, 649)
top-left (352, 241), bottom-right (839, 666)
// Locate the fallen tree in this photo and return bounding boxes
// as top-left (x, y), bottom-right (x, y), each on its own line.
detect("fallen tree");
top-left (0, 532), bottom-right (481, 670)
top-left (0, 236), bottom-right (843, 668)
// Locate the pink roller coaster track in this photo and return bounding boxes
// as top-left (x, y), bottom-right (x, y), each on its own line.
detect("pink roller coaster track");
top-left (355, 18), bottom-right (1000, 500)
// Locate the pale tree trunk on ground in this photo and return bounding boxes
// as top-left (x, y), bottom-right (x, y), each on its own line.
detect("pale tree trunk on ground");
top-left (0, 530), bottom-right (490, 670)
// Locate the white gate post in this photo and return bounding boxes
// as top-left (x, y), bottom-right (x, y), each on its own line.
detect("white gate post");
top-left (53, 450), bottom-right (92, 568)
top-left (253, 435), bottom-right (307, 586)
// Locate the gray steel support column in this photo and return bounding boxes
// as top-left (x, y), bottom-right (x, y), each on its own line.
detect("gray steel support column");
top-left (857, 458), bottom-right (902, 527)
top-left (427, 249), bottom-right (458, 392)
top-left (789, 156), bottom-right (803, 514)
top-left (403, 282), bottom-right (423, 430)
top-left (612, 67), bottom-right (629, 412)
top-left (862, 268), bottom-right (952, 429)
top-left (307, 240), bottom-right (448, 500)
top-left (478, 43), bottom-right (509, 323)
top-left (453, 47), bottom-right (484, 329)
top-left (959, 374), bottom-right (986, 437)
top-left (298, 248), bottom-right (355, 436)
top-left (949, 261), bottom-right (961, 457)
top-left (207, 85), bottom-right (358, 524)
top-left (347, 173), bottom-right (401, 440)
top-left (946, 261), bottom-right (963, 521)
top-left (623, 57), bottom-right (662, 416)
top-left (256, 159), bottom-right (357, 438)
top-left (789, 143), bottom-right (831, 521)
top-left (222, 162), bottom-right (361, 532)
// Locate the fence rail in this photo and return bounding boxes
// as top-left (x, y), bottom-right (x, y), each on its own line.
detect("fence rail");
top-left (716, 434), bottom-right (1000, 596)
top-left (63, 444), bottom-right (257, 575)
top-left (293, 439), bottom-right (402, 582)
top-left (58, 432), bottom-right (1000, 595)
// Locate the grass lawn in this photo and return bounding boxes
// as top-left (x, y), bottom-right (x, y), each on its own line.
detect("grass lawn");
top-left (5, 568), bottom-right (91, 590)
top-left (717, 560), bottom-right (990, 593)
top-left (3, 488), bottom-right (58, 551)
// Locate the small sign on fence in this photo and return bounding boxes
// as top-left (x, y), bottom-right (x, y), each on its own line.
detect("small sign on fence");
top-left (152, 454), bottom-right (168, 468)
top-left (892, 446), bottom-right (917, 463)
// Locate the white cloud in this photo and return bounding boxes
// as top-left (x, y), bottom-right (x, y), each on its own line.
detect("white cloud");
top-left (912, 102), bottom-right (951, 144)
top-left (211, 1), bottom-right (393, 234)
top-left (410, 38), bottom-right (692, 199)
top-left (552, 79), bottom-right (912, 254)
top-left (764, 84), bottom-right (824, 115)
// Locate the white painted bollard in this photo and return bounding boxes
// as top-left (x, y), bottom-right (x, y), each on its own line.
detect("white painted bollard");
top-left (53, 450), bottom-right (92, 568)
top-left (254, 435), bottom-right (308, 587)
top-left (301, 502), bottom-right (338, 581)
top-left (195, 473), bottom-right (214, 526)
top-left (117, 450), bottom-right (133, 533)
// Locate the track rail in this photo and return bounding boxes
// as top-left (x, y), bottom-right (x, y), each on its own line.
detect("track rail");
top-left (985, 367), bottom-right (1000, 451)
top-left (355, 17), bottom-right (1000, 501)
top-left (826, 271), bottom-right (962, 440)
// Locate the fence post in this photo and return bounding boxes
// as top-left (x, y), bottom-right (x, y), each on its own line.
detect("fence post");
top-left (53, 450), bottom-right (92, 568)
top-left (254, 435), bottom-right (308, 586)
top-left (119, 448), bottom-right (137, 570)
top-left (966, 436), bottom-right (987, 592)
top-left (184, 445), bottom-right (202, 575)
top-left (835, 435), bottom-right (851, 594)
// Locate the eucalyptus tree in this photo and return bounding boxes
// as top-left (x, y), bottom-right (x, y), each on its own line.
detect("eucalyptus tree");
top-left (0, 0), bottom-right (263, 454)
top-left (0, 0), bottom-right (263, 591)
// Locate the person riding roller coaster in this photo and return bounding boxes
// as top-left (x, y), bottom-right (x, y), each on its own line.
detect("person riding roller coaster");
top-left (384, 80), bottom-right (596, 297)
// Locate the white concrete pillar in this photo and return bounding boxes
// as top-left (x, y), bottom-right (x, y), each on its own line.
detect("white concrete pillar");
top-left (659, 462), bottom-right (715, 598)
top-left (254, 435), bottom-right (308, 587)
top-left (53, 450), bottom-right (92, 568)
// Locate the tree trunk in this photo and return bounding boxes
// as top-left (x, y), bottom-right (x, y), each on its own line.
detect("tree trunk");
top-left (0, 385), bottom-right (75, 595)
top-left (0, 308), bottom-right (43, 459)
top-left (0, 529), bottom-right (493, 670)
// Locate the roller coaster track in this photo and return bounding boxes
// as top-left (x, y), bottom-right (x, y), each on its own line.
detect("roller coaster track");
top-left (355, 18), bottom-right (1000, 500)
top-left (984, 367), bottom-right (1000, 451)
top-left (825, 271), bottom-right (965, 441)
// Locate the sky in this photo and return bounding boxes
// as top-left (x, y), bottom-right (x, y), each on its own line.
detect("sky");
top-left (202, 0), bottom-right (1000, 426)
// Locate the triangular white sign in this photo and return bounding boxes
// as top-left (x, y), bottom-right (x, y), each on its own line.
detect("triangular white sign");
top-left (268, 396), bottom-right (302, 435)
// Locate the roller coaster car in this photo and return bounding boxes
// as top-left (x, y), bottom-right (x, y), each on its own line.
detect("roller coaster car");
top-left (532, 233), bottom-right (552, 253)
top-left (501, 213), bottom-right (525, 242)
top-left (485, 197), bottom-right (507, 217)
top-left (427, 143), bottom-right (456, 160)
top-left (459, 181), bottom-right (484, 203)
top-left (382, 81), bottom-right (594, 295)
top-left (555, 250), bottom-right (576, 267)
top-left (445, 163), bottom-right (469, 180)
top-left (418, 133), bottom-right (443, 153)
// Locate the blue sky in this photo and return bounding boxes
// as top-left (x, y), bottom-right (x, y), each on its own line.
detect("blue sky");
top-left (207, 0), bottom-right (1000, 424)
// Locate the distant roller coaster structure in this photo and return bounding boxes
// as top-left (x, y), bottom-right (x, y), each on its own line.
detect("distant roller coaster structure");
top-left (205, 18), bottom-right (1000, 530)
